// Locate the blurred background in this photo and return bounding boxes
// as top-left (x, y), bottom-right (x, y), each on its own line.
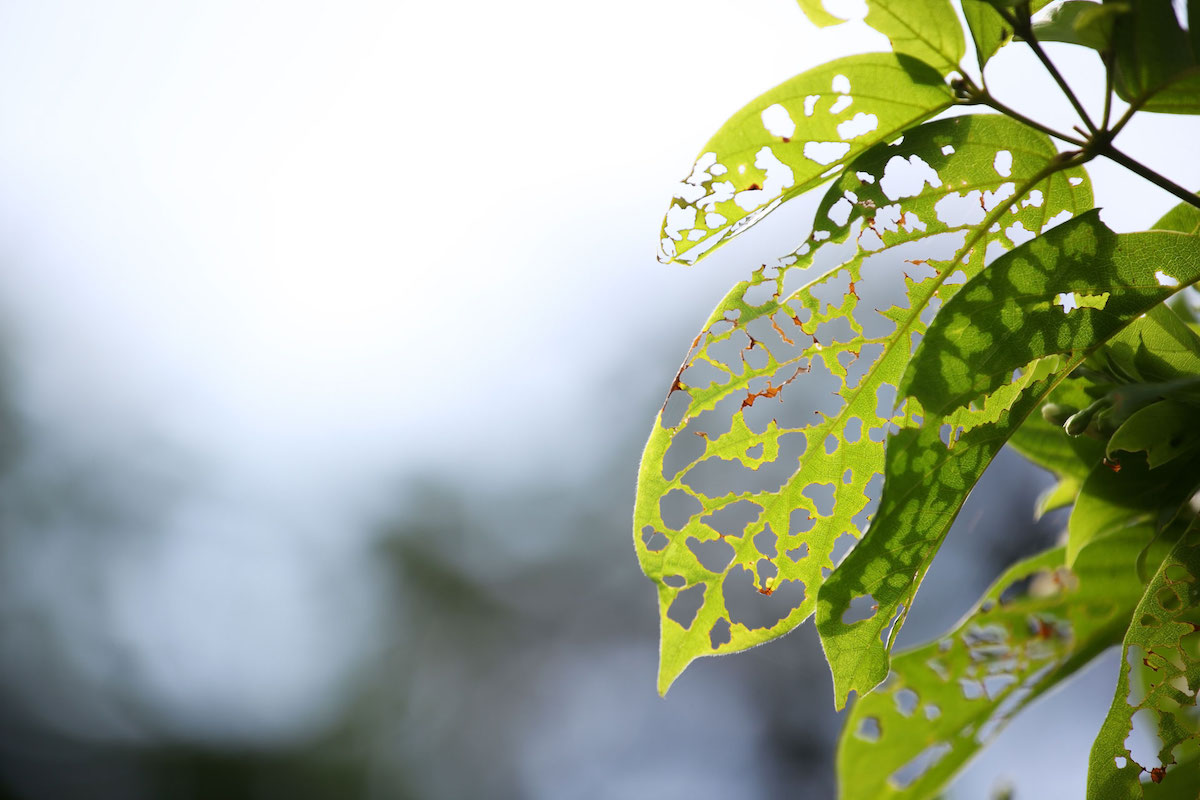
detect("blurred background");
top-left (0, 1), bottom-right (1196, 798)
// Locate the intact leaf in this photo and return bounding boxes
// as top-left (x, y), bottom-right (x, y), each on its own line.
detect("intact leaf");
top-left (1086, 525), bottom-right (1200, 796)
top-left (796, 0), bottom-right (848, 27)
top-left (838, 529), bottom-right (1150, 799)
top-left (1153, 196), bottom-right (1200, 236)
top-left (818, 214), bottom-right (1200, 708)
top-left (635, 115), bottom-right (1091, 694)
top-left (1067, 452), bottom-right (1200, 565)
top-left (659, 54), bottom-right (953, 265)
top-left (1107, 400), bottom-right (1200, 468)
top-left (1008, 376), bottom-right (1106, 481)
top-left (962, 0), bottom-right (1053, 69)
top-left (864, 0), bottom-right (966, 75)
top-left (901, 210), bottom-right (1200, 418)
top-left (1109, 0), bottom-right (1200, 114)
top-left (1036, 475), bottom-right (1082, 519)
top-left (1032, 0), bottom-right (1123, 52)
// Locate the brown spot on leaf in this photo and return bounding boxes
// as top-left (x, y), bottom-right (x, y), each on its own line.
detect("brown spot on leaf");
top-left (1105, 458), bottom-right (1122, 473)
top-left (747, 182), bottom-right (761, 191)
top-left (1151, 766), bottom-right (1165, 783)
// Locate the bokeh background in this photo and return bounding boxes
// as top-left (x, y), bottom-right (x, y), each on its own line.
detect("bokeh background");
top-left (0, 1), bottom-right (1197, 797)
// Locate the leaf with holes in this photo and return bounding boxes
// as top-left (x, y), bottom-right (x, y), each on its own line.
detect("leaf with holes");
top-left (839, 527), bottom-right (1152, 800)
top-left (659, 53), bottom-right (953, 265)
top-left (1086, 524), bottom-right (1200, 797)
top-left (901, 211), bottom-right (1200, 418)
top-left (635, 114), bottom-right (1092, 694)
top-left (818, 213), bottom-right (1200, 707)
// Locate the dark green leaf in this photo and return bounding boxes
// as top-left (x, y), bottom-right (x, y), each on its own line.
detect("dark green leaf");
top-left (901, 211), bottom-right (1200, 419)
top-left (1109, 0), bottom-right (1200, 113)
top-left (1107, 400), bottom-right (1200, 468)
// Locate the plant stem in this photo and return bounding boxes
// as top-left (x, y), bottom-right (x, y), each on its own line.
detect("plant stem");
top-left (1098, 145), bottom-right (1200, 209)
top-left (977, 94), bottom-right (1088, 147)
top-left (999, 5), bottom-right (1098, 134)
top-left (1100, 53), bottom-right (1114, 131)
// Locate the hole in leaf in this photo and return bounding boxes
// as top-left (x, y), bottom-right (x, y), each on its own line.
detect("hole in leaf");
top-left (667, 585), bottom-right (705, 629)
top-left (663, 574), bottom-right (686, 589)
top-left (687, 537), bottom-right (736, 573)
top-left (1156, 270), bottom-right (1180, 287)
top-left (709, 617), bottom-right (732, 648)
top-left (761, 103), bottom-right (796, 139)
top-left (993, 149), bottom-right (1013, 177)
top-left (837, 112), bottom-right (878, 139)
top-left (789, 508), bottom-right (815, 535)
top-left (894, 688), bottom-right (918, 717)
top-left (644, 531), bottom-right (669, 552)
top-left (831, 532), bottom-right (857, 564)
top-left (857, 717), bottom-right (881, 742)
top-left (702, 500), bottom-right (762, 538)
top-left (842, 594), bottom-right (876, 625)
top-left (889, 744), bottom-right (952, 790)
top-left (879, 154), bottom-right (939, 201)
top-left (787, 542), bottom-right (809, 562)
top-left (959, 679), bottom-right (984, 700)
top-left (1158, 586), bottom-right (1183, 612)
top-left (829, 95), bottom-right (853, 115)
top-left (661, 489), bottom-right (703, 531)
top-left (924, 704), bottom-right (941, 720)
top-left (803, 483), bottom-right (836, 516)
top-left (1126, 708), bottom-right (1163, 773)
top-left (804, 141), bottom-right (852, 165)
top-left (804, 94), bottom-right (820, 116)
top-left (831, 74), bottom-right (851, 93)
top-left (725, 568), bottom-right (805, 629)
top-left (755, 524), bottom-right (778, 558)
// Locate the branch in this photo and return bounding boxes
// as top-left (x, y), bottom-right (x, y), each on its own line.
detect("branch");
top-left (1099, 145), bottom-right (1200, 210)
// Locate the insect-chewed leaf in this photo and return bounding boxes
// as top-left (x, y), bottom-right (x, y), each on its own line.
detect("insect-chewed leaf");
top-left (1086, 524), bottom-right (1200, 797)
top-left (901, 211), bottom-right (1200, 419)
top-left (635, 114), bottom-right (1092, 694)
top-left (818, 215), bottom-right (1200, 708)
top-left (659, 53), bottom-right (952, 265)
top-left (838, 529), bottom-right (1151, 800)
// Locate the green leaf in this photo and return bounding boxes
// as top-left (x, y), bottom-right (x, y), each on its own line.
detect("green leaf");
top-left (795, 0), bottom-right (848, 27)
top-left (962, 0), bottom-right (1053, 69)
top-left (863, 0), bottom-right (966, 75)
top-left (901, 211), bottom-right (1200, 418)
top-left (1032, 0), bottom-right (1123, 52)
top-left (659, 54), bottom-right (954, 265)
top-left (1008, 376), bottom-right (1106, 482)
top-left (1036, 475), bottom-right (1082, 518)
top-left (838, 529), bottom-right (1150, 799)
top-left (1153, 196), bottom-right (1200, 236)
top-left (961, 0), bottom-right (1012, 70)
top-left (1107, 400), bottom-right (1200, 468)
top-left (1109, 0), bottom-right (1200, 113)
top-left (1086, 525), bottom-right (1200, 797)
top-left (818, 213), bottom-right (1200, 708)
top-left (1067, 451), bottom-right (1200, 565)
top-left (636, 114), bottom-right (1091, 694)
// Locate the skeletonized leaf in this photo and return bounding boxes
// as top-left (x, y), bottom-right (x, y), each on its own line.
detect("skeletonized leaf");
top-left (659, 54), bottom-right (953, 265)
top-left (838, 528), bottom-right (1151, 799)
top-left (1086, 524), bottom-right (1200, 797)
top-left (818, 214), bottom-right (1200, 708)
top-left (636, 114), bottom-right (1092, 694)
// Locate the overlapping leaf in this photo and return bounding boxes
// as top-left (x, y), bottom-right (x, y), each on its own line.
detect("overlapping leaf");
top-left (839, 528), bottom-right (1152, 799)
top-left (792, 0), bottom-right (965, 74)
top-left (1109, 0), bottom-right (1200, 114)
top-left (817, 213), bottom-right (1200, 707)
top-left (659, 53), bottom-right (952, 265)
top-left (1086, 525), bottom-right (1200, 797)
top-left (635, 114), bottom-right (1092, 693)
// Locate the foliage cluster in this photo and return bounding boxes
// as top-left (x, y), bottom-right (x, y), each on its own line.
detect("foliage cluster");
top-left (633, 1), bottom-right (1200, 796)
